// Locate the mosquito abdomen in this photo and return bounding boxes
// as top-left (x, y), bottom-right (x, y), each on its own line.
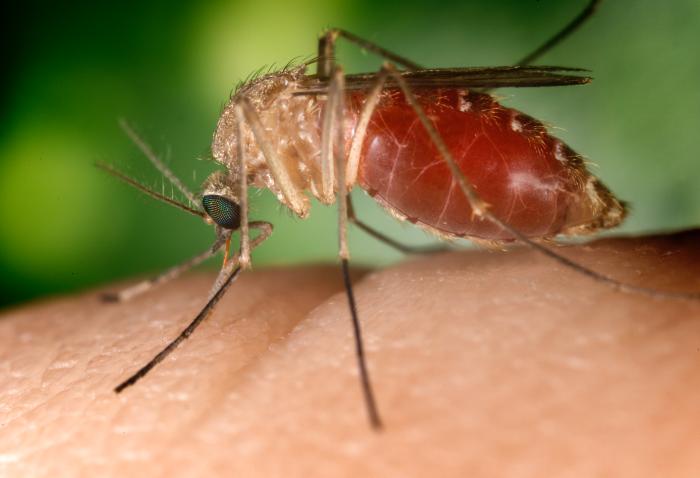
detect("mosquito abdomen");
top-left (352, 88), bottom-right (625, 240)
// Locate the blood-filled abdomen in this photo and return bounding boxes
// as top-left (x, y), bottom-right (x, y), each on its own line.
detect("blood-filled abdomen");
top-left (352, 88), bottom-right (625, 241)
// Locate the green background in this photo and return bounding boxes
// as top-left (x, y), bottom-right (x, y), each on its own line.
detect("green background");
top-left (2, 0), bottom-right (699, 308)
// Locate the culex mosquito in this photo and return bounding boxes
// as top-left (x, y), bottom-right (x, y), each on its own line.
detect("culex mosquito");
top-left (99, 0), bottom-right (699, 430)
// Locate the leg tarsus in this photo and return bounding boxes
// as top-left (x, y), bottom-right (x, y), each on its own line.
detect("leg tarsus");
top-left (115, 223), bottom-right (273, 393)
top-left (317, 28), bottom-right (422, 79)
top-left (350, 216), bottom-right (449, 255)
top-left (347, 196), bottom-right (447, 256)
top-left (341, 258), bottom-right (383, 430)
top-left (515, 0), bottom-right (602, 67)
top-left (114, 265), bottom-right (244, 393)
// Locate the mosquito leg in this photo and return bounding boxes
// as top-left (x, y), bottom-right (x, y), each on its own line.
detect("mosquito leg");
top-left (247, 220), bottom-right (274, 249)
top-left (235, 97), bottom-right (309, 218)
top-left (384, 62), bottom-right (700, 302)
top-left (119, 119), bottom-right (200, 208)
top-left (317, 28), bottom-right (422, 79)
top-left (515, 0), bottom-right (602, 67)
top-left (319, 53), bottom-right (386, 430)
top-left (342, 64), bottom-right (447, 256)
top-left (102, 236), bottom-right (228, 303)
top-left (208, 220), bottom-right (273, 299)
top-left (318, 64), bottom-right (343, 203)
top-left (316, 29), bottom-right (336, 79)
top-left (115, 222), bottom-right (273, 393)
top-left (347, 196), bottom-right (449, 256)
top-left (114, 264), bottom-right (243, 393)
top-left (333, 66), bottom-right (349, 259)
top-left (479, 0), bottom-right (603, 94)
top-left (345, 65), bottom-right (388, 187)
top-left (231, 105), bottom-right (251, 268)
top-left (318, 65), bottom-right (383, 429)
top-left (340, 257), bottom-right (383, 429)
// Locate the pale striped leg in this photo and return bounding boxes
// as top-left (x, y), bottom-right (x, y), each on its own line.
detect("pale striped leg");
top-left (232, 105), bottom-right (251, 268)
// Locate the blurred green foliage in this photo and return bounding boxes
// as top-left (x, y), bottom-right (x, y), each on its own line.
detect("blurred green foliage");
top-left (2, 0), bottom-right (699, 308)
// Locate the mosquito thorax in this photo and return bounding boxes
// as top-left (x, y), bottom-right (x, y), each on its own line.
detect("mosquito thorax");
top-left (210, 65), bottom-right (325, 218)
top-left (211, 66), bottom-right (309, 170)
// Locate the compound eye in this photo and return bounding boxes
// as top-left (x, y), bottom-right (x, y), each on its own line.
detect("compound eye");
top-left (202, 195), bottom-right (241, 229)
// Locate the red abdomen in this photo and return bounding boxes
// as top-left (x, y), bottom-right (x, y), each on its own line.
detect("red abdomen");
top-left (351, 88), bottom-right (618, 240)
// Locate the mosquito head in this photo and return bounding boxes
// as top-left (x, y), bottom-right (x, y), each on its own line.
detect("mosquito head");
top-left (202, 194), bottom-right (241, 230)
top-left (201, 170), bottom-right (241, 230)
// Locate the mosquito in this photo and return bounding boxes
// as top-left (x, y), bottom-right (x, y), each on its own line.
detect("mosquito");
top-left (99, 0), bottom-right (699, 431)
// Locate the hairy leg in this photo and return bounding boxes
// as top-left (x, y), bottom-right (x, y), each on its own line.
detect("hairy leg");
top-left (347, 196), bottom-right (448, 255)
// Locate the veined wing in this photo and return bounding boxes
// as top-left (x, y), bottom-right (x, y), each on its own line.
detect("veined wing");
top-left (295, 65), bottom-right (591, 95)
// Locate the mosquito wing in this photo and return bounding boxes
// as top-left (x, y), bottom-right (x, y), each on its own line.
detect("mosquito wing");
top-left (296, 65), bottom-right (591, 94)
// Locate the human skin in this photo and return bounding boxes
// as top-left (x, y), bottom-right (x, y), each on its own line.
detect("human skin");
top-left (1, 229), bottom-right (700, 477)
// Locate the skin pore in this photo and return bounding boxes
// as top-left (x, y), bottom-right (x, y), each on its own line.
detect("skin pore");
top-left (1, 229), bottom-right (700, 477)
